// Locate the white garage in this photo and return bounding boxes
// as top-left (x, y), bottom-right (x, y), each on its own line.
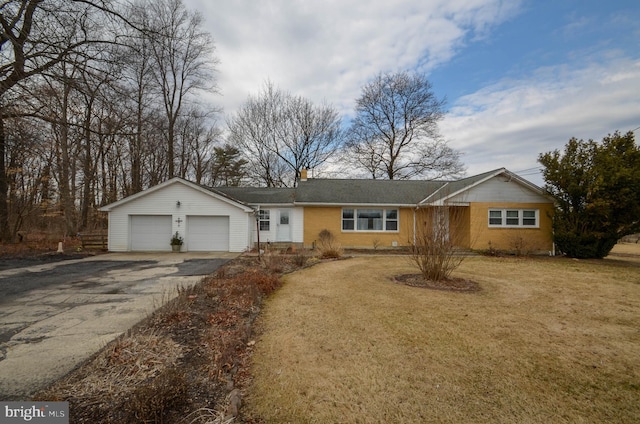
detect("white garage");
top-left (131, 215), bottom-right (173, 251)
top-left (186, 216), bottom-right (229, 251)
top-left (100, 178), bottom-right (255, 252)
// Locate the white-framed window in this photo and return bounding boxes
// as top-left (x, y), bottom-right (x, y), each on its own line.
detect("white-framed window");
top-left (488, 209), bottom-right (539, 228)
top-left (342, 208), bottom-right (399, 232)
top-left (259, 209), bottom-right (270, 231)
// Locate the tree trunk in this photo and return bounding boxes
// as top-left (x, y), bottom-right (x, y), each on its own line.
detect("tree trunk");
top-left (0, 109), bottom-right (11, 242)
top-left (57, 79), bottom-right (76, 236)
top-left (168, 118), bottom-right (175, 177)
top-left (80, 99), bottom-right (93, 231)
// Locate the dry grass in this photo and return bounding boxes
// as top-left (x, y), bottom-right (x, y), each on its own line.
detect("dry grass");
top-left (37, 329), bottom-right (186, 422)
top-left (246, 243), bottom-right (640, 423)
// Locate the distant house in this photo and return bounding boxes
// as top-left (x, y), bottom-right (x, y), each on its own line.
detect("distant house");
top-left (100, 168), bottom-right (554, 254)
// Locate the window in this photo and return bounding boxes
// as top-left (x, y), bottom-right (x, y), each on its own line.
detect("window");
top-left (386, 209), bottom-right (398, 231)
top-left (342, 208), bottom-right (399, 232)
top-left (522, 210), bottom-right (536, 226)
top-left (259, 210), bottom-right (270, 231)
top-left (489, 210), bottom-right (502, 225)
top-left (342, 209), bottom-right (355, 230)
top-left (280, 210), bottom-right (289, 225)
top-left (358, 209), bottom-right (383, 230)
top-left (488, 209), bottom-right (539, 227)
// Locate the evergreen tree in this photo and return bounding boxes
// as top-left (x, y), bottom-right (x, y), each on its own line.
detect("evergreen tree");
top-left (539, 131), bottom-right (640, 258)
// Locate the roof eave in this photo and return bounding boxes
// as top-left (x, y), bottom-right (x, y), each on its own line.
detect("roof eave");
top-left (294, 202), bottom-right (418, 207)
top-left (99, 177), bottom-right (255, 213)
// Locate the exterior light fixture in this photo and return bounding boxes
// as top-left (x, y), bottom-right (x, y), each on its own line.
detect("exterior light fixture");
top-left (176, 201), bottom-right (181, 207)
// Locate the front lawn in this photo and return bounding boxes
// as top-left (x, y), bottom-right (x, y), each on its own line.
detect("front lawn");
top-left (246, 245), bottom-right (640, 423)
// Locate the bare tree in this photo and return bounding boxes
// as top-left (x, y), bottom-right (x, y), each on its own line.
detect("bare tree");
top-left (410, 205), bottom-right (467, 282)
top-left (145, 0), bottom-right (217, 178)
top-left (119, 1), bottom-right (156, 194)
top-left (227, 82), bottom-right (288, 187)
top-left (227, 81), bottom-right (343, 187)
top-left (0, 0), bottom-right (221, 239)
top-left (175, 106), bottom-right (220, 182)
top-left (347, 71), bottom-right (464, 180)
top-left (0, 0), bottom-right (134, 240)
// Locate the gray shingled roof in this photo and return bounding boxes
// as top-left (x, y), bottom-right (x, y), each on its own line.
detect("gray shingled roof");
top-left (295, 178), bottom-right (447, 205)
top-left (196, 168), bottom-right (535, 206)
top-left (213, 186), bottom-right (296, 205)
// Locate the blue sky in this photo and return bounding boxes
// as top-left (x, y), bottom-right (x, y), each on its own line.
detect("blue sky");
top-left (430, 1), bottom-right (639, 99)
top-left (186, 0), bottom-right (640, 185)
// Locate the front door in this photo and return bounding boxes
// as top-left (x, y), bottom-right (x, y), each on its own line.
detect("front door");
top-left (277, 209), bottom-right (291, 241)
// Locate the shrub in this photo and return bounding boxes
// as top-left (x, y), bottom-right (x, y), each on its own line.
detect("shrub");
top-left (410, 207), bottom-right (466, 281)
top-left (317, 229), bottom-right (342, 259)
top-left (261, 252), bottom-right (285, 273)
top-left (292, 252), bottom-right (307, 267)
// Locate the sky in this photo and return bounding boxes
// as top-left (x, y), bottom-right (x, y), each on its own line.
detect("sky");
top-left (185, 0), bottom-right (640, 186)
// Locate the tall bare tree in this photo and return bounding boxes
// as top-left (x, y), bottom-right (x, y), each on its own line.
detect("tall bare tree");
top-left (228, 82), bottom-right (343, 187)
top-left (347, 71), bottom-right (464, 180)
top-left (0, 0), bottom-right (221, 239)
top-left (0, 0), bottom-right (130, 240)
top-left (145, 0), bottom-right (217, 178)
top-left (120, 1), bottom-right (156, 194)
top-left (175, 106), bottom-right (220, 182)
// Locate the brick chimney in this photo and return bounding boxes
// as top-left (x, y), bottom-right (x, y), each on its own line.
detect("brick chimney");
top-left (300, 169), bottom-right (308, 181)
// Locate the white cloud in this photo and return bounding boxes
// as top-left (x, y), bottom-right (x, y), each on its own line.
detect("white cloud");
top-left (441, 56), bottom-right (640, 184)
top-left (187, 0), bottom-right (523, 117)
top-left (183, 0), bottom-right (640, 187)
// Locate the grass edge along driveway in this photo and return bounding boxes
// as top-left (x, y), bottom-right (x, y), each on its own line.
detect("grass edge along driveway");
top-left (246, 249), bottom-right (640, 423)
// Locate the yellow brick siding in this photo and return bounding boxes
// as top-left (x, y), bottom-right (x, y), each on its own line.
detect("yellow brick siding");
top-left (303, 202), bottom-right (554, 252)
top-left (303, 207), bottom-right (415, 249)
top-left (451, 206), bottom-right (471, 248)
top-left (412, 207), bottom-right (471, 248)
top-left (468, 202), bottom-right (554, 252)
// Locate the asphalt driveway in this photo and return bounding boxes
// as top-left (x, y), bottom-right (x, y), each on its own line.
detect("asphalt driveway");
top-left (0, 252), bottom-right (237, 400)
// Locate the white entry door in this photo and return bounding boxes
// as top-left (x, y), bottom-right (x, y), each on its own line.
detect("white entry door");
top-left (276, 209), bottom-right (291, 241)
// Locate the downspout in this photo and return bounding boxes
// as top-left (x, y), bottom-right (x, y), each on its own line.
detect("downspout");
top-left (413, 206), bottom-right (418, 246)
top-left (253, 207), bottom-right (261, 259)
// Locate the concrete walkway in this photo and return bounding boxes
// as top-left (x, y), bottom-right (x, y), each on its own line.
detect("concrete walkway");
top-left (0, 252), bottom-right (237, 400)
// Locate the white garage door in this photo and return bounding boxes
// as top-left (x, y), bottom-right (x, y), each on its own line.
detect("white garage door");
top-left (130, 215), bottom-right (172, 251)
top-left (187, 216), bottom-right (229, 251)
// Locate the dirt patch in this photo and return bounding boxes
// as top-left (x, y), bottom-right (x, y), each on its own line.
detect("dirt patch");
top-left (394, 273), bottom-right (481, 292)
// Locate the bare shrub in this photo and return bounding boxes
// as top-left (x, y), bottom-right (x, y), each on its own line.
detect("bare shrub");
top-left (317, 229), bottom-right (343, 258)
top-left (292, 252), bottom-right (308, 267)
top-left (261, 251), bottom-right (285, 273)
top-left (508, 232), bottom-right (531, 257)
top-left (410, 206), bottom-right (466, 281)
top-left (485, 240), bottom-right (503, 257)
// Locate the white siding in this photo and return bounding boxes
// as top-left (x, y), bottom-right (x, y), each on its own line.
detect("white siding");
top-left (291, 207), bottom-right (304, 243)
top-left (450, 176), bottom-right (551, 204)
top-left (106, 181), bottom-right (251, 252)
top-left (250, 207), bottom-right (304, 245)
